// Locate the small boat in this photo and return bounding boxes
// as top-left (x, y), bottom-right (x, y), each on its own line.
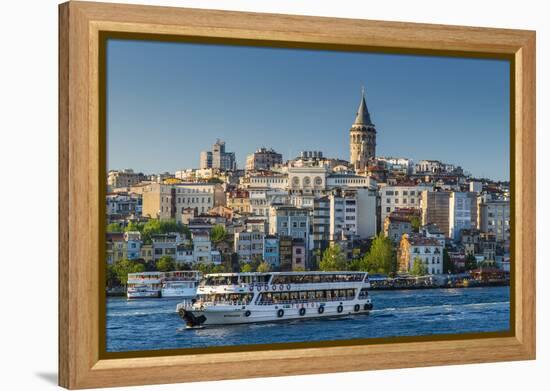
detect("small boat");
top-left (176, 271), bottom-right (373, 327)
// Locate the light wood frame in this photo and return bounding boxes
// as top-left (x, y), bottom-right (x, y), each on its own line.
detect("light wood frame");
top-left (59, 1), bottom-right (536, 389)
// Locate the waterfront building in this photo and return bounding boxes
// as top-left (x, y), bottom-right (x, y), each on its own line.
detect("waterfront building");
top-left (460, 229), bottom-right (480, 256)
top-left (246, 147), bottom-right (283, 171)
top-left (278, 235), bottom-right (294, 272)
top-left (421, 190), bottom-right (451, 237)
top-left (124, 231), bottom-right (142, 260)
top-left (107, 169), bottom-right (147, 189)
top-left (478, 199), bottom-right (510, 243)
top-left (175, 244), bottom-right (194, 264)
top-left (268, 205), bottom-right (310, 243)
top-left (292, 238), bottom-right (306, 270)
top-left (311, 196), bottom-right (331, 266)
top-left (192, 231), bottom-right (215, 264)
top-left (449, 192), bottom-right (478, 241)
top-left (200, 140), bottom-right (236, 171)
top-left (380, 184), bottom-right (431, 224)
top-left (140, 244), bottom-right (153, 263)
top-left (151, 233), bottom-right (181, 261)
top-left (263, 235), bottom-right (280, 268)
top-left (106, 232), bottom-right (126, 264)
top-left (349, 89), bottom-right (377, 171)
top-left (142, 182), bottom-right (223, 220)
top-left (234, 231), bottom-right (265, 262)
top-left (398, 234), bottom-right (444, 275)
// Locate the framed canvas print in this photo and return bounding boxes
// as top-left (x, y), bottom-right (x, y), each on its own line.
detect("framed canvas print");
top-left (58, 1), bottom-right (536, 389)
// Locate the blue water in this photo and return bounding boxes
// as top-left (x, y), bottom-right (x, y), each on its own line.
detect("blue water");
top-left (106, 286), bottom-right (510, 352)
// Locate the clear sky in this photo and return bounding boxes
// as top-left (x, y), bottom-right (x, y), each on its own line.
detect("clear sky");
top-left (107, 39), bottom-right (510, 181)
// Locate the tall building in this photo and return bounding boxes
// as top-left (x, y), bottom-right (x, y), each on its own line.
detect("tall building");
top-left (246, 147), bottom-right (283, 171)
top-left (349, 88), bottom-right (376, 171)
top-left (328, 188), bottom-right (377, 241)
top-left (421, 191), bottom-right (451, 237)
top-left (478, 199), bottom-right (510, 243)
top-left (448, 192), bottom-right (478, 241)
top-left (200, 140), bottom-right (236, 171)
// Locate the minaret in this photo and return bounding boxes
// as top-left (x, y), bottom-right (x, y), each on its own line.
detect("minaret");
top-left (349, 87), bottom-right (376, 171)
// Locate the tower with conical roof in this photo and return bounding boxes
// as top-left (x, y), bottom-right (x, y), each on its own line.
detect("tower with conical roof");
top-left (349, 88), bottom-right (376, 171)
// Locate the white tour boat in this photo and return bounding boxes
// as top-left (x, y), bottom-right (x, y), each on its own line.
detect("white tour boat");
top-left (127, 271), bottom-right (163, 299)
top-left (161, 271), bottom-right (202, 298)
top-left (176, 271), bottom-right (373, 327)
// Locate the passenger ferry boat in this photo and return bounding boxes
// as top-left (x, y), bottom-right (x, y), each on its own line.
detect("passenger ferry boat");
top-left (126, 271), bottom-right (163, 299)
top-left (161, 271), bottom-right (201, 298)
top-left (176, 271), bottom-right (373, 327)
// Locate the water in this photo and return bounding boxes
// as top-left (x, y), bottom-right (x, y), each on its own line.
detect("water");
top-left (106, 286), bottom-right (510, 352)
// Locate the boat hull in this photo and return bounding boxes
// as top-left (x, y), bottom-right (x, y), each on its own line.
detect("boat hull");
top-left (178, 300), bottom-right (372, 326)
top-left (127, 290), bottom-right (161, 299)
top-left (161, 287), bottom-right (197, 298)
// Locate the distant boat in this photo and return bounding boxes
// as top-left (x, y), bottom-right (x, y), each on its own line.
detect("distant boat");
top-left (161, 271), bottom-right (201, 298)
top-left (176, 271), bottom-right (373, 327)
top-left (127, 272), bottom-right (163, 299)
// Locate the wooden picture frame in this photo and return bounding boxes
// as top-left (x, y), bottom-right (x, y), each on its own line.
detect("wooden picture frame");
top-left (59, 1), bottom-right (536, 389)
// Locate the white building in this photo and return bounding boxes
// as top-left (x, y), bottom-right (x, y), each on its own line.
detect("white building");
top-left (192, 231), bottom-right (215, 264)
top-left (329, 188), bottom-right (377, 240)
top-left (400, 235), bottom-right (444, 275)
top-left (379, 184), bottom-right (432, 223)
top-left (245, 173), bottom-right (288, 190)
top-left (248, 188), bottom-right (289, 218)
top-left (234, 231), bottom-right (265, 262)
top-left (287, 165), bottom-right (328, 194)
top-left (449, 192), bottom-right (477, 241)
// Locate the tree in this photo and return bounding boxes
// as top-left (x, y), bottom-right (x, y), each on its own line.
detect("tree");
top-left (293, 266), bottom-right (306, 272)
top-left (124, 221), bottom-right (144, 233)
top-left (210, 224), bottom-right (227, 244)
top-left (106, 223), bottom-right (122, 233)
top-left (319, 244), bottom-right (347, 271)
top-left (111, 259), bottom-right (145, 286)
top-left (257, 261), bottom-right (271, 273)
top-left (443, 248), bottom-right (455, 274)
top-left (410, 216), bottom-right (421, 232)
top-left (156, 256), bottom-right (176, 272)
top-left (361, 235), bottom-right (396, 274)
top-left (240, 263), bottom-right (253, 273)
top-left (465, 254), bottom-right (478, 271)
top-left (411, 256), bottom-right (428, 276)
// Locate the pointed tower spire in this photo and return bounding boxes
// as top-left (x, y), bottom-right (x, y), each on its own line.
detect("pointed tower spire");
top-left (354, 87), bottom-right (373, 126)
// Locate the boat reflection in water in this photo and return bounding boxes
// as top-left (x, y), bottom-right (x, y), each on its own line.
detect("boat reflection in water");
top-left (176, 271), bottom-right (373, 327)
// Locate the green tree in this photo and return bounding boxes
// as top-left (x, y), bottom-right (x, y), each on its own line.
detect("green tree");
top-left (410, 216), bottom-right (421, 232)
top-left (411, 256), bottom-right (428, 276)
top-left (106, 223), bottom-right (122, 233)
top-left (361, 235), bottom-right (396, 274)
top-left (112, 259), bottom-right (145, 286)
top-left (240, 263), bottom-right (253, 273)
top-left (442, 248), bottom-right (455, 274)
top-left (257, 261), bottom-right (271, 273)
top-left (465, 254), bottom-right (478, 271)
top-left (124, 221), bottom-right (144, 233)
top-left (210, 224), bottom-right (227, 244)
top-left (293, 266), bottom-right (306, 272)
top-left (156, 256), bottom-right (176, 272)
top-left (319, 244), bottom-right (347, 271)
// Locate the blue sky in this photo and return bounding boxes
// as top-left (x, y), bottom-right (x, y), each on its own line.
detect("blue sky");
top-left (107, 39), bottom-right (510, 180)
